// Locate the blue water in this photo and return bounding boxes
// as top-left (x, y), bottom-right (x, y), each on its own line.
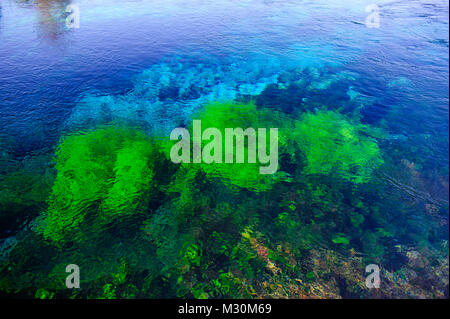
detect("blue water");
top-left (0, 0), bottom-right (448, 298)
top-left (1, 1), bottom-right (448, 150)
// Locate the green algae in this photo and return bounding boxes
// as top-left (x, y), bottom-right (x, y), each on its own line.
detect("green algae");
top-left (291, 110), bottom-right (384, 183)
top-left (165, 102), bottom-right (287, 192)
top-left (190, 102), bottom-right (275, 191)
top-left (0, 153), bottom-right (54, 238)
top-left (331, 234), bottom-right (350, 245)
top-left (39, 126), bottom-right (162, 243)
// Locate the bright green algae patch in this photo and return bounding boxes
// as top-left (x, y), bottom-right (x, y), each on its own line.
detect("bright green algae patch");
top-left (292, 110), bottom-right (384, 183)
top-left (164, 102), bottom-right (288, 192)
top-left (39, 126), bottom-right (162, 243)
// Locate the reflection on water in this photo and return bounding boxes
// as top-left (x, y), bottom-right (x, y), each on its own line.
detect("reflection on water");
top-left (13, 0), bottom-right (73, 40)
top-left (35, 0), bottom-right (74, 40)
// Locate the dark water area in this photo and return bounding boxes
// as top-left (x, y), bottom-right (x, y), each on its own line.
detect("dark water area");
top-left (0, 0), bottom-right (448, 299)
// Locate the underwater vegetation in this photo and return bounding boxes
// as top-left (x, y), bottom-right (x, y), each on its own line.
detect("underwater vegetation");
top-left (0, 148), bottom-right (54, 239)
top-left (65, 57), bottom-right (284, 135)
top-left (65, 58), bottom-right (370, 136)
top-left (0, 64), bottom-right (448, 299)
top-left (165, 102), bottom-right (284, 191)
top-left (0, 0), bottom-right (449, 300)
top-left (38, 126), bottom-right (173, 244)
top-left (292, 110), bottom-right (384, 184)
top-left (164, 101), bottom-right (384, 191)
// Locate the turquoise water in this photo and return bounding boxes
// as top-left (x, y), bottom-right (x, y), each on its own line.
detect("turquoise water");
top-left (0, 0), bottom-right (448, 298)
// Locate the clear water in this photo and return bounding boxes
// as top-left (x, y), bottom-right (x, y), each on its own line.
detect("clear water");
top-left (0, 0), bottom-right (448, 299)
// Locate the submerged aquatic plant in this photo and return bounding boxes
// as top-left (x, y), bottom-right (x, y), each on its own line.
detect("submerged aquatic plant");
top-left (291, 110), bottom-right (384, 183)
top-left (4, 86), bottom-right (441, 300)
top-left (39, 126), bottom-right (163, 243)
top-left (165, 102), bottom-right (384, 191)
top-left (166, 102), bottom-right (286, 192)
